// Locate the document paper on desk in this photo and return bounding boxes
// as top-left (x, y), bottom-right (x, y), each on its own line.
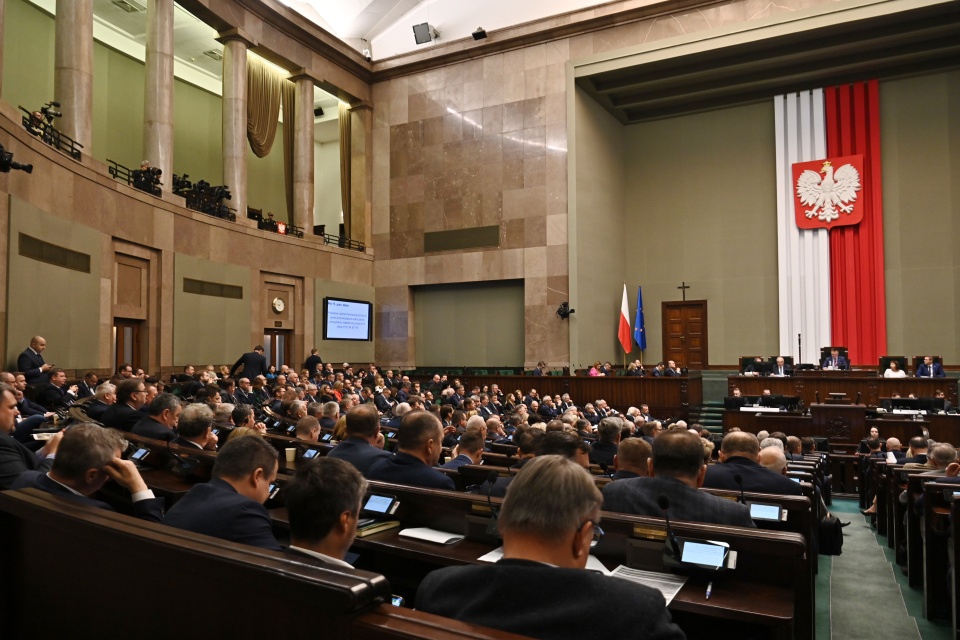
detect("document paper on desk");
top-left (609, 566), bottom-right (687, 605)
top-left (398, 527), bottom-right (464, 544)
top-left (478, 547), bottom-right (611, 575)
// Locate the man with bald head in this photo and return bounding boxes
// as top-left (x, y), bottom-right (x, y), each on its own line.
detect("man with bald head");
top-left (366, 410), bottom-right (454, 490)
top-left (17, 336), bottom-right (52, 385)
top-left (703, 431), bottom-right (802, 496)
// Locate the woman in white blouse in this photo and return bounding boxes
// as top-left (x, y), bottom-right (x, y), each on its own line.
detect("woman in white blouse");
top-left (883, 360), bottom-right (907, 378)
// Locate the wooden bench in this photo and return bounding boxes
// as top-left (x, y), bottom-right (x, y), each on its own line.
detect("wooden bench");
top-left (272, 480), bottom-right (813, 640)
top-left (0, 488), bottom-right (525, 640)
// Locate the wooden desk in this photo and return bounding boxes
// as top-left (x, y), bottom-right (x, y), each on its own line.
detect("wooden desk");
top-left (728, 375), bottom-right (958, 408)
top-left (271, 480), bottom-right (813, 640)
top-left (457, 374), bottom-right (703, 420)
top-left (922, 482), bottom-right (953, 622)
top-left (722, 409), bottom-right (960, 444)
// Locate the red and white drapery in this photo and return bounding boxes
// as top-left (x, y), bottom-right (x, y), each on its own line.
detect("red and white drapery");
top-left (775, 81), bottom-right (886, 366)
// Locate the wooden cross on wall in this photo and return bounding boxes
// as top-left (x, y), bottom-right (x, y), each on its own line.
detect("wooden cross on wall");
top-left (677, 281), bottom-right (690, 301)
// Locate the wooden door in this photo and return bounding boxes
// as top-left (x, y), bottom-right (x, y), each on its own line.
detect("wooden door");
top-left (662, 301), bottom-right (708, 370)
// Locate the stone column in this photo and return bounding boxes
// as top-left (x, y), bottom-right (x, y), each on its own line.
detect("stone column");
top-left (54, 0), bottom-right (94, 149)
top-left (350, 104), bottom-right (373, 247)
top-left (143, 0), bottom-right (175, 193)
top-left (290, 72), bottom-right (316, 233)
top-left (217, 29), bottom-right (256, 218)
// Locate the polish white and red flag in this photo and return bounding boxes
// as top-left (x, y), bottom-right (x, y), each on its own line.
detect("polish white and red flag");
top-left (618, 284), bottom-right (632, 353)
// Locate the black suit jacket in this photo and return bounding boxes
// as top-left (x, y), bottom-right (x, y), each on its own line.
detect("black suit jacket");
top-left (76, 381), bottom-right (97, 399)
top-left (664, 368), bottom-right (680, 377)
top-left (85, 400), bottom-right (110, 422)
top-left (702, 456), bottom-right (803, 496)
top-left (602, 476), bottom-right (755, 527)
top-left (229, 351), bottom-right (268, 380)
top-left (101, 403), bottom-right (143, 432)
top-left (17, 348), bottom-right (47, 385)
top-left (18, 396), bottom-right (48, 417)
top-left (234, 388), bottom-right (256, 405)
top-left (131, 416), bottom-right (176, 442)
top-left (416, 558), bottom-right (684, 640)
top-left (36, 383), bottom-right (75, 410)
top-left (589, 441), bottom-right (618, 469)
top-left (164, 478), bottom-right (281, 551)
top-left (0, 433), bottom-right (55, 490)
top-left (11, 471), bottom-right (164, 522)
top-left (366, 452), bottom-right (455, 490)
top-left (326, 437), bottom-right (393, 475)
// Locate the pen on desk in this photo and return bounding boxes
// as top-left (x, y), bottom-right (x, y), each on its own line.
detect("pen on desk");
top-left (705, 581), bottom-right (713, 600)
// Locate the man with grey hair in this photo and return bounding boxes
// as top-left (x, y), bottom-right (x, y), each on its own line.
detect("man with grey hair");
top-left (319, 401), bottom-right (340, 430)
top-left (213, 403), bottom-right (235, 431)
top-left (384, 402), bottom-right (411, 429)
top-left (416, 456), bottom-right (684, 640)
top-left (131, 393), bottom-right (182, 442)
top-left (174, 403), bottom-right (218, 450)
top-left (909, 442), bottom-right (957, 475)
top-left (758, 446), bottom-right (789, 475)
top-left (85, 382), bottom-right (116, 422)
top-left (760, 437), bottom-right (784, 451)
top-left (11, 423), bottom-right (164, 521)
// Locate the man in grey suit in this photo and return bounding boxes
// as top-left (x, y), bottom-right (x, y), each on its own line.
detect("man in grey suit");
top-left (602, 429), bottom-right (755, 528)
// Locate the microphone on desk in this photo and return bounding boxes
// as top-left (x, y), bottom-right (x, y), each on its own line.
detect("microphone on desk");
top-left (657, 495), bottom-right (683, 560)
top-left (815, 391), bottom-right (821, 404)
top-left (485, 470), bottom-right (500, 537)
top-left (856, 391), bottom-right (862, 405)
top-left (734, 474), bottom-right (746, 504)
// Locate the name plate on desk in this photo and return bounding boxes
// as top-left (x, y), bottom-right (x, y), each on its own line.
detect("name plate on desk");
top-left (740, 406), bottom-right (781, 413)
top-left (892, 409), bottom-right (921, 415)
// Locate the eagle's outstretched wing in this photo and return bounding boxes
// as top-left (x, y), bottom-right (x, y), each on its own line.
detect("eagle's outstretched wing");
top-left (796, 170), bottom-right (823, 206)
top-left (832, 164), bottom-right (861, 204)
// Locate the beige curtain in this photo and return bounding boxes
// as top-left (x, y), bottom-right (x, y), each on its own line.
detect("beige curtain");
top-left (281, 80), bottom-right (296, 223)
top-left (246, 56), bottom-right (282, 157)
top-left (246, 55), bottom-right (296, 222)
top-left (339, 103), bottom-right (351, 238)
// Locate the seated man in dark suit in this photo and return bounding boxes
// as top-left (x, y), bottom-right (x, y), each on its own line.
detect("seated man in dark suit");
top-left (35, 368), bottom-right (79, 410)
top-left (588, 417), bottom-right (620, 469)
top-left (172, 403), bottom-right (219, 450)
top-left (664, 360), bottom-right (681, 377)
top-left (902, 436), bottom-right (930, 465)
top-left (0, 382), bottom-right (62, 489)
top-left (164, 436), bottom-right (281, 550)
top-left (101, 379), bottom-right (148, 432)
top-left (131, 393), bottom-right (182, 442)
top-left (11, 423), bottom-right (164, 522)
top-left (76, 371), bottom-right (99, 399)
top-left (771, 356), bottom-right (792, 377)
top-left (284, 457), bottom-right (366, 568)
top-left (441, 429), bottom-right (484, 469)
top-left (602, 429), bottom-right (755, 527)
top-left (295, 416), bottom-right (321, 443)
top-left (417, 455), bottom-right (684, 640)
top-left (327, 404), bottom-right (391, 474)
top-left (366, 410), bottom-right (455, 491)
top-left (703, 431), bottom-right (803, 497)
top-left (821, 348), bottom-right (848, 370)
top-left (17, 335), bottom-right (52, 385)
top-left (318, 401), bottom-right (339, 430)
top-left (916, 355), bottom-right (946, 378)
top-left (84, 383), bottom-right (116, 422)
top-left (612, 437), bottom-right (651, 480)
top-left (785, 436), bottom-right (806, 461)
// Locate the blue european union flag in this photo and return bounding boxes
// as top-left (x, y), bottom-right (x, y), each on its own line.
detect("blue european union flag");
top-left (633, 286), bottom-right (646, 350)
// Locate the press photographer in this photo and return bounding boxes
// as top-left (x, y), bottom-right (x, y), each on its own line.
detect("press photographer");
top-left (132, 160), bottom-right (162, 196)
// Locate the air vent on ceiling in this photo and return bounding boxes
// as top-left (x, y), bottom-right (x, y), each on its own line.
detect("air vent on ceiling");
top-left (203, 49), bottom-right (223, 62)
top-left (111, 0), bottom-right (146, 13)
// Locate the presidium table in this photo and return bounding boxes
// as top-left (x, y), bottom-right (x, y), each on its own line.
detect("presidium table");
top-left (724, 371), bottom-right (960, 445)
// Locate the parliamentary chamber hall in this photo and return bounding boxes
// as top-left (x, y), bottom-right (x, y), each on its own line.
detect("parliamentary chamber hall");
top-left (0, 0), bottom-right (959, 639)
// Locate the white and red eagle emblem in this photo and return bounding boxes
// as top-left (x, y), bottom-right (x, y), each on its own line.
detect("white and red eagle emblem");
top-left (792, 155), bottom-right (864, 229)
